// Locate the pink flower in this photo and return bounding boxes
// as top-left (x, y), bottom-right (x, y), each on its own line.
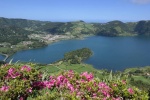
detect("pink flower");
top-left (21, 66), bottom-right (31, 72)
top-left (8, 68), bottom-right (15, 74)
top-left (128, 88), bottom-right (134, 94)
top-left (23, 78), bottom-right (27, 80)
top-left (101, 90), bottom-right (110, 98)
top-left (57, 75), bottom-right (64, 82)
top-left (0, 86), bottom-right (9, 92)
top-left (69, 70), bottom-right (73, 73)
top-left (103, 98), bottom-right (107, 100)
top-left (80, 79), bottom-right (86, 83)
top-left (113, 97), bottom-right (121, 100)
top-left (77, 92), bottom-right (81, 96)
top-left (99, 82), bottom-right (106, 88)
top-left (92, 93), bottom-right (97, 97)
top-left (7, 68), bottom-right (20, 78)
top-left (67, 82), bottom-right (74, 92)
top-left (19, 96), bottom-right (24, 100)
top-left (122, 80), bottom-right (126, 84)
top-left (43, 80), bottom-right (55, 89)
top-left (56, 75), bottom-right (67, 86)
top-left (88, 87), bottom-right (91, 91)
top-left (26, 87), bottom-right (32, 93)
top-left (49, 76), bottom-right (54, 80)
top-left (113, 84), bottom-right (117, 87)
top-left (80, 72), bottom-right (93, 81)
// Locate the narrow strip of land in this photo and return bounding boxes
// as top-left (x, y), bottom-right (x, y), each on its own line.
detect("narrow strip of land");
top-left (1, 54), bottom-right (9, 61)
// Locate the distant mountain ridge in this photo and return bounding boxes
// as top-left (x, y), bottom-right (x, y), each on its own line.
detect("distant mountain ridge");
top-left (0, 17), bottom-right (150, 45)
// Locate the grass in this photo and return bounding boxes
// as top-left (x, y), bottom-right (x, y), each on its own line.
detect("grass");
top-left (123, 68), bottom-right (139, 74)
top-left (34, 62), bottom-right (108, 78)
top-left (132, 75), bottom-right (150, 85)
top-left (0, 47), bottom-right (11, 53)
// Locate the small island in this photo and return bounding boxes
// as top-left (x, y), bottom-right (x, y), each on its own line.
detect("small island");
top-left (62, 48), bottom-right (93, 64)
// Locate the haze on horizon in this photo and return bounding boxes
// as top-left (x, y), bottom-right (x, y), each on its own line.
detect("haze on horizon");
top-left (0, 0), bottom-right (150, 22)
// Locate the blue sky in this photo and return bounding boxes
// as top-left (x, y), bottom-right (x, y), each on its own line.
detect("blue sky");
top-left (0, 0), bottom-right (150, 22)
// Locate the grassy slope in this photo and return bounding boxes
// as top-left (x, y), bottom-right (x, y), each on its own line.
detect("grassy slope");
top-left (34, 62), bottom-right (150, 91)
top-left (123, 66), bottom-right (150, 90)
top-left (34, 62), bottom-right (107, 78)
top-left (33, 62), bottom-right (150, 89)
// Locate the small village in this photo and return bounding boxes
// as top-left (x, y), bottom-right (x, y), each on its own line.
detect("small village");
top-left (28, 34), bottom-right (73, 43)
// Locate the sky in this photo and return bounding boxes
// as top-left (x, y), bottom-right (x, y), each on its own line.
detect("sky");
top-left (0, 0), bottom-right (150, 22)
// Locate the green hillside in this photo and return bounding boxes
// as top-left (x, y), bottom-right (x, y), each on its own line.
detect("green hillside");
top-left (94, 20), bottom-right (137, 36)
top-left (134, 20), bottom-right (150, 35)
top-left (0, 17), bottom-right (150, 55)
top-left (0, 17), bottom-right (150, 42)
top-left (36, 20), bottom-right (96, 36)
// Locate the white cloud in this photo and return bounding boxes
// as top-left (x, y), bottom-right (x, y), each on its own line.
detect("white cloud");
top-left (131, 0), bottom-right (150, 4)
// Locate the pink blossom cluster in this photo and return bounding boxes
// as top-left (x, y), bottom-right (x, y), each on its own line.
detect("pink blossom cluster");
top-left (32, 70), bottom-right (126, 99)
top-left (7, 68), bottom-right (20, 79)
top-left (5, 65), bottom-right (32, 79)
top-left (1, 65), bottom-right (32, 93)
top-left (0, 86), bottom-right (9, 92)
top-left (1, 65), bottom-right (139, 100)
top-left (80, 71), bottom-right (93, 81)
top-left (20, 65), bottom-right (31, 72)
top-left (128, 88), bottom-right (134, 94)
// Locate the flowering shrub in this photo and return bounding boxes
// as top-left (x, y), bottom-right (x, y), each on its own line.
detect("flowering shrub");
top-left (0, 64), bottom-right (149, 100)
top-left (0, 64), bottom-right (41, 100)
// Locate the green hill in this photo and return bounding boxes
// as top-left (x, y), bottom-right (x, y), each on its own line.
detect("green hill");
top-left (0, 17), bottom-right (150, 55)
top-left (0, 17), bottom-right (150, 41)
top-left (134, 20), bottom-right (150, 35)
top-left (94, 20), bottom-right (137, 36)
top-left (36, 20), bottom-right (96, 36)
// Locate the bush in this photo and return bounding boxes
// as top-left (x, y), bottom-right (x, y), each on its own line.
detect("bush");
top-left (0, 64), bottom-right (148, 100)
top-left (0, 64), bottom-right (41, 100)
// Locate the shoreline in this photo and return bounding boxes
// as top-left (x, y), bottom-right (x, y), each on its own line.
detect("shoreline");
top-left (0, 34), bottom-right (141, 61)
top-left (0, 34), bottom-right (132, 62)
top-left (0, 34), bottom-right (93, 61)
top-left (0, 53), bottom-right (9, 61)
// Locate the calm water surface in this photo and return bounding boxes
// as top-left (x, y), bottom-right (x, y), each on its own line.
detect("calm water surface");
top-left (1, 36), bottom-right (150, 71)
top-left (0, 55), bottom-right (4, 60)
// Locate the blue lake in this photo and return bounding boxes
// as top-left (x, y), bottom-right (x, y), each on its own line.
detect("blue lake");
top-left (1, 36), bottom-right (150, 71)
top-left (0, 55), bottom-right (5, 60)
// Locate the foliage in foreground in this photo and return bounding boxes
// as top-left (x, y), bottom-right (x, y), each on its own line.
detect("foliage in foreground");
top-left (0, 64), bottom-right (148, 100)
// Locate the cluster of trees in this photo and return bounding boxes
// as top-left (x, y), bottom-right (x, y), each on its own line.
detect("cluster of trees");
top-left (36, 21), bottom-right (96, 36)
top-left (94, 21), bottom-right (136, 36)
top-left (28, 40), bottom-right (47, 48)
top-left (0, 26), bottom-right (31, 44)
top-left (63, 48), bottom-right (92, 64)
top-left (0, 17), bottom-right (47, 29)
top-left (135, 21), bottom-right (150, 35)
top-left (0, 17), bottom-right (48, 45)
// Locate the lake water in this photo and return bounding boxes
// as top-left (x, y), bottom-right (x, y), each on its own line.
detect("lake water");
top-left (0, 55), bottom-right (4, 60)
top-left (1, 36), bottom-right (150, 71)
